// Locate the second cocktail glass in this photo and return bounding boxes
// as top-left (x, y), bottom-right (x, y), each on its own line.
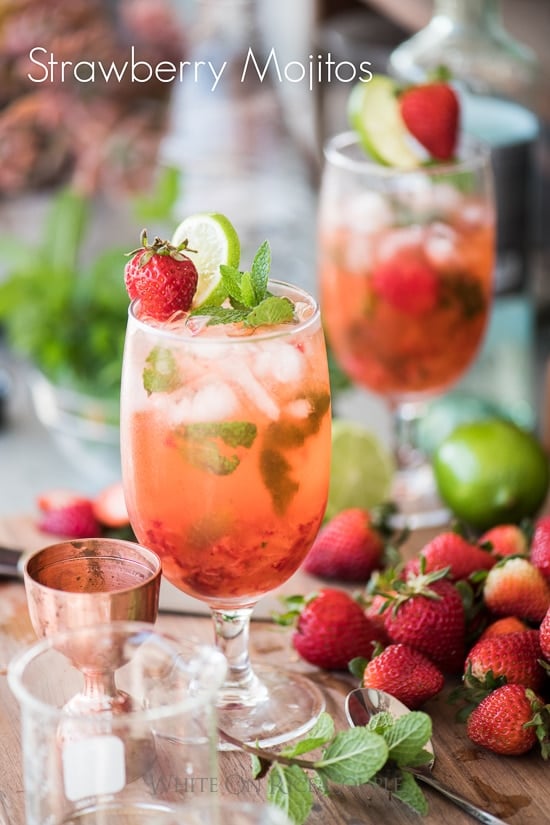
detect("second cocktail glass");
top-left (318, 132), bottom-right (495, 528)
top-left (120, 280), bottom-right (331, 746)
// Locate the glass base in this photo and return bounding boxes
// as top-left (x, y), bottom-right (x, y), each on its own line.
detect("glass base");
top-left (217, 664), bottom-right (325, 748)
top-left (391, 461), bottom-right (450, 530)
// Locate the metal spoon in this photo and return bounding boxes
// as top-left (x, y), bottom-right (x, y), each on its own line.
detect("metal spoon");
top-left (345, 688), bottom-right (507, 825)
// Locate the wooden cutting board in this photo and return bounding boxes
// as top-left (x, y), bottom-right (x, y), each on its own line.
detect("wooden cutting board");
top-left (0, 514), bottom-right (437, 620)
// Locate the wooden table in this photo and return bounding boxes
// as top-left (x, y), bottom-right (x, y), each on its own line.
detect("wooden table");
top-left (0, 522), bottom-right (548, 825)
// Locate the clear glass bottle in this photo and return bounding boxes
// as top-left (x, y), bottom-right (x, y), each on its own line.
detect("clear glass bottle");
top-left (389, 0), bottom-right (541, 296)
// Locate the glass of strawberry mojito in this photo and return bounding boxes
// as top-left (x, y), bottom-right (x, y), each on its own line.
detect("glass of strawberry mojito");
top-left (120, 215), bottom-right (331, 746)
top-left (318, 77), bottom-right (495, 527)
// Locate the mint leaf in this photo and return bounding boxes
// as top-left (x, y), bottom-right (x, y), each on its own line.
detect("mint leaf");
top-left (185, 421), bottom-right (257, 448)
top-left (393, 769), bottom-right (429, 815)
top-left (314, 729), bottom-right (388, 785)
top-left (196, 306), bottom-right (249, 325)
top-left (193, 241), bottom-right (297, 329)
top-left (260, 448), bottom-right (299, 515)
top-left (240, 271), bottom-right (257, 308)
top-left (385, 712), bottom-right (432, 766)
top-left (143, 346), bottom-right (182, 395)
top-left (250, 239), bottom-right (270, 300)
top-left (267, 764), bottom-right (313, 825)
top-left (244, 296), bottom-right (295, 328)
top-left (219, 263), bottom-right (244, 303)
top-left (173, 420), bottom-right (257, 475)
top-left (386, 721), bottom-right (432, 768)
top-left (280, 713), bottom-right (335, 758)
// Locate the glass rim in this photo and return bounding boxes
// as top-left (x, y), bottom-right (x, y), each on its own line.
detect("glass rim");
top-left (127, 279), bottom-right (320, 344)
top-left (7, 621), bottom-right (227, 722)
top-left (323, 130), bottom-right (492, 176)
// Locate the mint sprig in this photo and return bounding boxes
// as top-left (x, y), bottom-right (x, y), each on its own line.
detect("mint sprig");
top-left (191, 240), bottom-right (296, 328)
top-left (220, 708), bottom-right (433, 823)
top-left (172, 420), bottom-right (257, 475)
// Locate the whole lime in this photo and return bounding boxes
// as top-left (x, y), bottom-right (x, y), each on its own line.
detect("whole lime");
top-left (432, 418), bottom-right (549, 530)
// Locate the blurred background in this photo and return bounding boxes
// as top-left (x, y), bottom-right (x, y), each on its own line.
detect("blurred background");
top-left (0, 0), bottom-right (548, 513)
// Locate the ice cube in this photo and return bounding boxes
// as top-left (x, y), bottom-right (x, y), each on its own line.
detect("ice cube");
top-left (376, 226), bottom-right (425, 262)
top-left (225, 362), bottom-right (280, 420)
top-left (346, 191), bottom-right (393, 232)
top-left (253, 341), bottom-right (305, 384)
top-left (284, 398), bottom-right (311, 419)
top-left (424, 222), bottom-right (461, 270)
top-left (343, 234), bottom-right (373, 275)
top-left (167, 382), bottom-right (239, 425)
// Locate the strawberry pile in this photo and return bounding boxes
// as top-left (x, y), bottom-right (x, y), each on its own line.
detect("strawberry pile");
top-left (35, 481), bottom-right (131, 539)
top-left (289, 508), bottom-right (550, 759)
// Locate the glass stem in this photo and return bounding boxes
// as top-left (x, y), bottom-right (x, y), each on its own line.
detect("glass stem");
top-left (211, 608), bottom-right (268, 707)
top-left (392, 400), bottom-right (428, 473)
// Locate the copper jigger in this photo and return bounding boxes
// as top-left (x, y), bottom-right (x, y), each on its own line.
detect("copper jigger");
top-left (24, 538), bottom-right (161, 714)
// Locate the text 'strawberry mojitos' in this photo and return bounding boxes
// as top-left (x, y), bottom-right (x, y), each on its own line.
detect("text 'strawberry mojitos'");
top-left (318, 73), bottom-right (495, 529)
top-left (120, 213), bottom-right (331, 746)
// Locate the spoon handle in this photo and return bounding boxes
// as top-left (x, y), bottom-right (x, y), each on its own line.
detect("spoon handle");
top-left (414, 770), bottom-right (507, 824)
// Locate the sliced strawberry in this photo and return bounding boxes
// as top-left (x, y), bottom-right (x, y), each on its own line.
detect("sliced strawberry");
top-left (37, 500), bottom-right (101, 539)
top-left (399, 82), bottom-right (459, 161)
top-left (92, 482), bottom-right (129, 528)
top-left (372, 256), bottom-right (439, 316)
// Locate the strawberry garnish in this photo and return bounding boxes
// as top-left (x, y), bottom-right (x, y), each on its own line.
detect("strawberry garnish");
top-left (399, 81), bottom-right (459, 161)
top-left (371, 256), bottom-right (439, 315)
top-left (124, 230), bottom-right (198, 320)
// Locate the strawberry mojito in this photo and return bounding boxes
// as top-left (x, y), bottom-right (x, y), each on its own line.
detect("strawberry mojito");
top-left (120, 213), bottom-right (331, 745)
top-left (318, 75), bottom-right (495, 527)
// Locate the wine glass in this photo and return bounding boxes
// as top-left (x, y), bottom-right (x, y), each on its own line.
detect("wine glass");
top-left (120, 280), bottom-right (332, 746)
top-left (318, 132), bottom-right (495, 528)
top-left (23, 538), bottom-right (161, 714)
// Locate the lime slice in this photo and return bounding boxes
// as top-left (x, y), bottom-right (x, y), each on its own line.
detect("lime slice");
top-left (171, 212), bottom-right (241, 308)
top-left (326, 419), bottom-right (395, 520)
top-left (348, 75), bottom-right (420, 170)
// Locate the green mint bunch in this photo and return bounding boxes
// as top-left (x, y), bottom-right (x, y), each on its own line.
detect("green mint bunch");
top-left (221, 709), bottom-right (433, 823)
top-left (191, 240), bottom-right (296, 328)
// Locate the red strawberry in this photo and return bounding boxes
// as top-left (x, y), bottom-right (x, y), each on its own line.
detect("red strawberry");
top-left (480, 524), bottom-right (529, 559)
top-left (466, 684), bottom-right (550, 757)
top-left (540, 606), bottom-right (550, 661)
top-left (303, 508), bottom-right (384, 583)
top-left (287, 589), bottom-right (385, 671)
top-left (382, 570), bottom-right (465, 673)
top-left (124, 231), bottom-right (198, 320)
top-left (530, 516), bottom-right (550, 580)
top-left (93, 482), bottom-right (129, 529)
top-left (404, 532), bottom-right (495, 581)
top-left (478, 616), bottom-right (529, 641)
top-left (37, 490), bottom-right (101, 539)
top-left (465, 630), bottom-right (544, 693)
top-left (483, 557), bottom-right (550, 623)
top-left (372, 257), bottom-right (438, 316)
top-left (399, 82), bottom-right (459, 161)
top-left (361, 643), bottom-right (444, 709)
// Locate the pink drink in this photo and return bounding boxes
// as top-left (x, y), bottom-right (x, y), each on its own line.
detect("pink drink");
top-left (121, 282), bottom-right (331, 609)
